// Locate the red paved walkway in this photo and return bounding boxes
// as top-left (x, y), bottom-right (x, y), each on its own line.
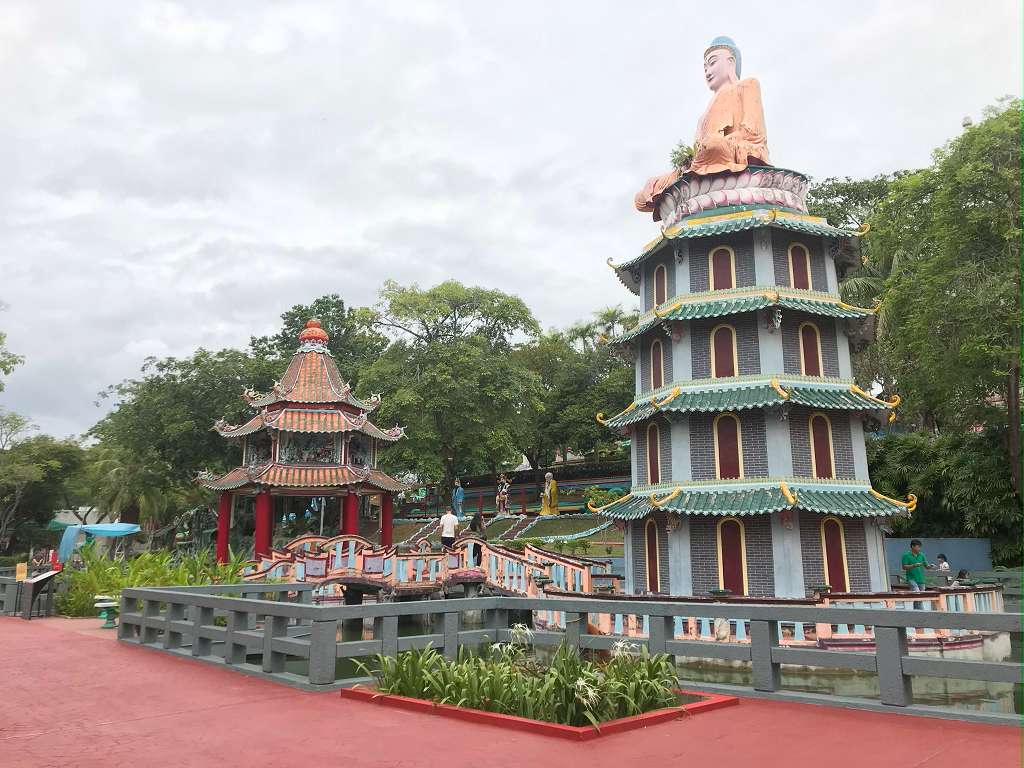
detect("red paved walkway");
top-left (1, 617), bottom-right (1019, 768)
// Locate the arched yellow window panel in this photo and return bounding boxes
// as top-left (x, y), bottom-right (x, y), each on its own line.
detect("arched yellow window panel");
top-left (798, 321), bottom-right (823, 377)
top-left (650, 338), bottom-right (665, 391)
top-left (710, 324), bottom-right (738, 378)
top-left (645, 518), bottom-right (661, 593)
top-left (708, 245), bottom-right (736, 291)
top-left (646, 422), bottom-right (661, 485)
top-left (712, 412), bottom-right (743, 479)
top-left (653, 263), bottom-right (668, 307)
top-left (716, 516), bottom-right (748, 595)
top-left (820, 516), bottom-right (849, 592)
top-left (788, 242), bottom-right (812, 290)
top-left (809, 412), bottom-right (835, 479)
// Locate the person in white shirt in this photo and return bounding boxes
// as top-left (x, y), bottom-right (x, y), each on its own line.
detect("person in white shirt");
top-left (936, 554), bottom-right (950, 571)
top-left (439, 509), bottom-right (459, 549)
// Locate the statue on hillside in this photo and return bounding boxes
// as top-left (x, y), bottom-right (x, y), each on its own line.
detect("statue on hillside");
top-left (635, 36), bottom-right (770, 213)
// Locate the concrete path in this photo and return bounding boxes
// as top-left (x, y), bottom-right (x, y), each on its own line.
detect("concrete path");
top-left (1, 617), bottom-right (1018, 768)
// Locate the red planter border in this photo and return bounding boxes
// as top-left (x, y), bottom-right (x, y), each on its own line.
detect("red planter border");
top-left (340, 686), bottom-right (738, 741)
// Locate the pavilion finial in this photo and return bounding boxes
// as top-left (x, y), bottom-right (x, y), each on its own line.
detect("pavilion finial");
top-left (298, 318), bottom-right (329, 345)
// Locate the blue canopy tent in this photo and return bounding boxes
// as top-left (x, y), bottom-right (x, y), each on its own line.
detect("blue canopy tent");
top-left (58, 523), bottom-right (141, 563)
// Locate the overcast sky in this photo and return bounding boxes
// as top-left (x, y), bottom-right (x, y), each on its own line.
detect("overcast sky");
top-left (1, 1), bottom-right (1020, 438)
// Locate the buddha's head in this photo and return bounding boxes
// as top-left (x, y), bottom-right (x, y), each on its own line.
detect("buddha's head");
top-left (703, 36), bottom-right (741, 92)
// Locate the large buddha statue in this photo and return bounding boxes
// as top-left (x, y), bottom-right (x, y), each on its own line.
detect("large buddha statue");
top-left (635, 37), bottom-right (770, 213)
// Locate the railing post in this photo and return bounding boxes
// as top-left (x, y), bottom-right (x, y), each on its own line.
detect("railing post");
top-left (141, 599), bottom-right (161, 645)
top-left (443, 612), bottom-right (460, 660)
top-left (262, 614), bottom-right (289, 673)
top-left (374, 615), bottom-right (399, 658)
top-left (191, 606), bottom-right (214, 657)
top-left (309, 619), bottom-right (338, 686)
top-left (117, 595), bottom-right (135, 640)
top-left (224, 609), bottom-right (249, 664)
top-left (564, 612), bottom-right (582, 650)
top-left (163, 603), bottom-right (186, 649)
top-left (750, 619), bottom-right (781, 692)
top-left (647, 614), bottom-right (672, 654)
top-left (875, 625), bottom-right (912, 706)
top-left (485, 607), bottom-right (508, 643)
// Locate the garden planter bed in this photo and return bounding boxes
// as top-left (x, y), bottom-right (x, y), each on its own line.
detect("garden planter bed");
top-left (340, 686), bottom-right (738, 740)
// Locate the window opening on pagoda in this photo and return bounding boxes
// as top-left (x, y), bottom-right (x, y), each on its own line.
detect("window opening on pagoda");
top-left (245, 435), bottom-right (271, 466)
top-left (717, 517), bottom-right (748, 595)
top-left (710, 324), bottom-right (738, 378)
top-left (798, 321), bottom-right (823, 376)
top-left (279, 433), bottom-right (335, 464)
top-left (646, 422), bottom-right (661, 484)
top-left (809, 412), bottom-right (835, 479)
top-left (653, 263), bottom-right (668, 306)
top-left (709, 246), bottom-right (736, 291)
top-left (820, 516), bottom-right (849, 592)
top-left (348, 434), bottom-right (371, 467)
top-left (650, 338), bottom-right (665, 390)
top-left (713, 413), bottom-right (743, 479)
top-left (645, 518), bottom-right (661, 593)
top-left (788, 243), bottom-right (811, 290)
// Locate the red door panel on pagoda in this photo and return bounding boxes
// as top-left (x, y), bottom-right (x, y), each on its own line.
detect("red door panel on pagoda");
top-left (645, 519), bottom-right (661, 593)
top-left (800, 323), bottom-right (822, 376)
top-left (711, 325), bottom-right (736, 378)
top-left (646, 423), bottom-right (661, 484)
top-left (789, 244), bottom-right (811, 290)
top-left (822, 518), bottom-right (848, 591)
top-left (718, 519), bottom-right (745, 595)
top-left (810, 414), bottom-right (834, 479)
top-left (714, 414), bottom-right (741, 479)
top-left (710, 247), bottom-right (734, 290)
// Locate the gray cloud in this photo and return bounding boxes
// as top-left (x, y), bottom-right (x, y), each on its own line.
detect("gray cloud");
top-left (0, 0), bottom-right (1020, 436)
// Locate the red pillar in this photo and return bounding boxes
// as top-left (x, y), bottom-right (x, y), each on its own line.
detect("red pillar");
top-left (254, 490), bottom-right (272, 559)
top-left (477, 492), bottom-right (484, 516)
top-left (343, 493), bottom-right (359, 535)
top-left (380, 494), bottom-right (393, 547)
top-left (216, 492), bottom-right (232, 564)
top-left (520, 486), bottom-right (527, 514)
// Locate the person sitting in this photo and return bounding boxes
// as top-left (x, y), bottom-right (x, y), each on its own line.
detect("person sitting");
top-left (950, 569), bottom-right (970, 587)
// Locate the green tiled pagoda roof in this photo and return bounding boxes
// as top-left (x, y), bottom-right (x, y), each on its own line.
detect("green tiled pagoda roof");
top-left (598, 377), bottom-right (899, 428)
top-left (609, 287), bottom-right (876, 345)
top-left (591, 479), bottom-right (916, 520)
top-left (612, 207), bottom-right (857, 274)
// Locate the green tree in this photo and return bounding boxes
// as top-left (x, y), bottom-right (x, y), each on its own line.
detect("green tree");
top-left (873, 99), bottom-right (1021, 490)
top-left (0, 430), bottom-right (85, 553)
top-left (249, 294), bottom-right (387, 384)
top-left (868, 429), bottom-right (1021, 566)
top-left (359, 280), bottom-right (541, 490)
top-left (90, 348), bottom-right (280, 496)
top-left (87, 446), bottom-right (171, 526)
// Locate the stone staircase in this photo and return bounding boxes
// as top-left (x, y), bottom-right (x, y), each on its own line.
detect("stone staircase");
top-left (499, 515), bottom-right (538, 541)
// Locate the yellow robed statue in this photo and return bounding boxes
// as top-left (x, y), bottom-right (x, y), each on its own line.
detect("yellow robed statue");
top-left (539, 472), bottom-right (559, 516)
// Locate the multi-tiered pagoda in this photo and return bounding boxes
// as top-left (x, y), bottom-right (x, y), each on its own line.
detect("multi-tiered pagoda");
top-left (595, 36), bottom-right (914, 598)
top-left (199, 319), bottom-right (407, 561)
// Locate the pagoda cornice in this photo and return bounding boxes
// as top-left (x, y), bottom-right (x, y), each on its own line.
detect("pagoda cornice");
top-left (214, 408), bottom-right (405, 441)
top-left (605, 286), bottom-right (877, 346)
top-left (596, 375), bottom-right (900, 428)
top-left (608, 207), bottom-right (863, 295)
top-left (588, 477), bottom-right (916, 520)
top-left (196, 462), bottom-right (409, 493)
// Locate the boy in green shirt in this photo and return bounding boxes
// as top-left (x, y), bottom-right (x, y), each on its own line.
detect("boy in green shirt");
top-left (901, 539), bottom-right (933, 591)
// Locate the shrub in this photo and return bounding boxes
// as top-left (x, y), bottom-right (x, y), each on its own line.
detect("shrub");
top-left (56, 543), bottom-right (246, 617)
top-left (362, 635), bottom-right (678, 727)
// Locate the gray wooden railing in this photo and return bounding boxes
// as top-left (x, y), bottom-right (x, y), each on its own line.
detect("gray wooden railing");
top-left (0, 574), bottom-right (59, 617)
top-left (118, 586), bottom-right (1022, 725)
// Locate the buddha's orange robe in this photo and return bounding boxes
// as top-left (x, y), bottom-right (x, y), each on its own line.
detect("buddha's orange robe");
top-left (635, 78), bottom-right (770, 213)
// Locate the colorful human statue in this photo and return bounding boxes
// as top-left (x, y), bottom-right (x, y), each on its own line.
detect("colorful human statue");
top-left (539, 472), bottom-right (559, 516)
top-left (635, 36), bottom-right (770, 213)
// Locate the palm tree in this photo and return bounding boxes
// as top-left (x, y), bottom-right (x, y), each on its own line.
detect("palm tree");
top-left (89, 447), bottom-right (170, 527)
